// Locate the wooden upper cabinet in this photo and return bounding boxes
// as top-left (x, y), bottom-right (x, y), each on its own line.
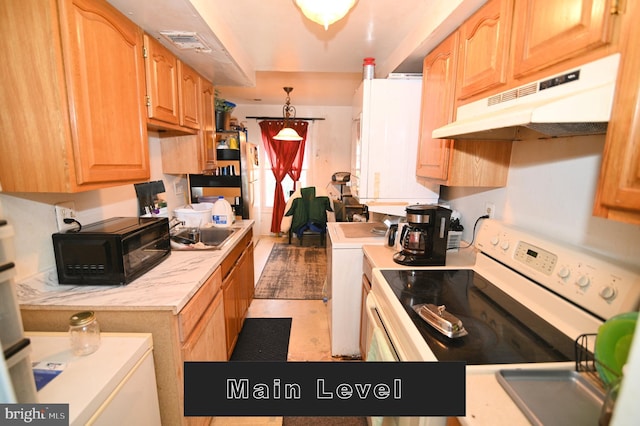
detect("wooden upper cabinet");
top-left (416, 28), bottom-right (512, 187)
top-left (456, 0), bottom-right (513, 100)
top-left (0, 0), bottom-right (149, 193)
top-left (594, 0), bottom-right (640, 224)
top-left (144, 34), bottom-right (180, 125)
top-left (511, 0), bottom-right (616, 78)
top-left (416, 31), bottom-right (459, 180)
top-left (159, 77), bottom-right (215, 174)
top-left (178, 62), bottom-right (201, 130)
top-left (201, 81), bottom-right (217, 169)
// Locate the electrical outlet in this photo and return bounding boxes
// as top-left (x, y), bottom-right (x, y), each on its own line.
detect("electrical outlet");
top-left (55, 201), bottom-right (77, 231)
top-left (485, 202), bottom-right (496, 219)
top-left (174, 181), bottom-right (184, 195)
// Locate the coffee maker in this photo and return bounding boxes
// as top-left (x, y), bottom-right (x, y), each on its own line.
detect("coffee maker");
top-left (393, 205), bottom-right (452, 266)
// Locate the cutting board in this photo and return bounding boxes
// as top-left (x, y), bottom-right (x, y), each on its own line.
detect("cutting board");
top-left (340, 222), bottom-right (386, 238)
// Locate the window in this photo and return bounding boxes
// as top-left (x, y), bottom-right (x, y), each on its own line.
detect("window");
top-left (260, 123), bottom-right (312, 209)
top-left (262, 158), bottom-right (309, 208)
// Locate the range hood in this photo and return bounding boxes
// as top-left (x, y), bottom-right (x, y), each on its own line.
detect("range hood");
top-left (432, 53), bottom-right (621, 140)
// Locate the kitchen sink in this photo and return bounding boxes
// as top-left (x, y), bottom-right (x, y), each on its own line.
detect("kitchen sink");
top-left (170, 227), bottom-right (237, 250)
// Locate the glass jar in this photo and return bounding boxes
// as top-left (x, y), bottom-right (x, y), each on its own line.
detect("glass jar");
top-left (69, 311), bottom-right (101, 356)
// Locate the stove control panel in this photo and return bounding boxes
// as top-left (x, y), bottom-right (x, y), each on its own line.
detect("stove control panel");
top-left (476, 220), bottom-right (640, 320)
top-left (513, 241), bottom-right (557, 276)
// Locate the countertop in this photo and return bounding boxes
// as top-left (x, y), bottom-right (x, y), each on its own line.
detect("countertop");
top-left (362, 243), bottom-right (477, 269)
top-left (16, 220), bottom-right (253, 314)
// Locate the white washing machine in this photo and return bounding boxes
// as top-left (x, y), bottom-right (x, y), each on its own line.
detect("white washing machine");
top-left (326, 222), bottom-right (387, 358)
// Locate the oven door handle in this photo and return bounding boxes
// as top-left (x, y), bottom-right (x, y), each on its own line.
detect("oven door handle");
top-left (366, 294), bottom-right (399, 361)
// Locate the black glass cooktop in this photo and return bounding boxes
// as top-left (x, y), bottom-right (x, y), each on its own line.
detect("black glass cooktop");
top-left (380, 269), bottom-right (575, 365)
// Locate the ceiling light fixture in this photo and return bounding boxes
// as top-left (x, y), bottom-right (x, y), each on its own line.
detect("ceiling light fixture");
top-left (273, 87), bottom-right (303, 141)
top-left (295, 0), bottom-right (358, 30)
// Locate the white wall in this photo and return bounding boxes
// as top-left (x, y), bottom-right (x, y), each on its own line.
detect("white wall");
top-left (0, 133), bottom-right (188, 281)
top-left (441, 134), bottom-right (640, 266)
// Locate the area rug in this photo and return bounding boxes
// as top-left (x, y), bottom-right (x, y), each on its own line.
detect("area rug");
top-left (229, 318), bottom-right (292, 361)
top-left (254, 243), bottom-right (327, 300)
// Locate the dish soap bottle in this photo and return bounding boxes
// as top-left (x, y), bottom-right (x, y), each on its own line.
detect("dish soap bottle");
top-left (212, 196), bottom-right (234, 227)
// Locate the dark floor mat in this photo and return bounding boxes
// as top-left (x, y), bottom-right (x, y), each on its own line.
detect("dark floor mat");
top-left (229, 317), bottom-right (292, 361)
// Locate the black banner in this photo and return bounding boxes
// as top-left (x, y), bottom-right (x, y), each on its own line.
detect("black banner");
top-left (184, 362), bottom-right (465, 417)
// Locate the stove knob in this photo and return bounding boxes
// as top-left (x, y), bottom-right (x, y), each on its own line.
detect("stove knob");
top-left (557, 267), bottom-right (571, 280)
top-left (490, 236), bottom-right (500, 246)
top-left (500, 240), bottom-right (510, 250)
top-left (599, 286), bottom-right (617, 301)
top-left (575, 275), bottom-right (591, 288)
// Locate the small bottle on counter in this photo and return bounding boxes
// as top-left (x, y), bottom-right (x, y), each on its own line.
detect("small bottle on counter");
top-left (69, 311), bottom-right (101, 356)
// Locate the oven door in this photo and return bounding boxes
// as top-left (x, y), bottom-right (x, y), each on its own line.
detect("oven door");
top-left (365, 293), bottom-right (448, 426)
top-left (365, 293), bottom-right (399, 362)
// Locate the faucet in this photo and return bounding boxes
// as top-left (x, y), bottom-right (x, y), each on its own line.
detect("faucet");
top-left (168, 217), bottom-right (185, 233)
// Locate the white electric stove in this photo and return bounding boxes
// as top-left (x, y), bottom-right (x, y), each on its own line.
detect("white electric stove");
top-left (368, 219), bottom-right (640, 425)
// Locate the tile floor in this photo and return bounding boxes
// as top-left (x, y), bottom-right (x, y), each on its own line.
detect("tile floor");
top-left (211, 236), bottom-right (334, 426)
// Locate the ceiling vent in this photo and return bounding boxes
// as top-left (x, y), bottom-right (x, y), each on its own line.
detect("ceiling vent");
top-left (159, 31), bottom-right (211, 52)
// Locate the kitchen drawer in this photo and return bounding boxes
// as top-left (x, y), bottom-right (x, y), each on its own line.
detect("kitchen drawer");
top-left (178, 266), bottom-right (222, 342)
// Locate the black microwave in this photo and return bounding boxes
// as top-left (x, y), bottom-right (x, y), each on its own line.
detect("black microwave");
top-left (52, 217), bottom-right (170, 285)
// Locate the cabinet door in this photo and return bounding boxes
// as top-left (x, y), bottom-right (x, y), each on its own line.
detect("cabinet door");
top-left (457, 0), bottom-right (513, 100)
top-left (416, 31), bottom-right (459, 180)
top-left (237, 243), bottom-right (255, 321)
top-left (59, 0), bottom-right (149, 185)
top-left (182, 290), bottom-right (226, 362)
top-left (181, 290), bottom-right (225, 426)
top-left (594, 0), bottom-right (640, 224)
top-left (222, 270), bottom-right (240, 358)
top-left (512, 0), bottom-right (615, 78)
top-left (144, 34), bottom-right (180, 125)
top-left (178, 61), bottom-right (201, 130)
top-left (201, 81), bottom-right (217, 170)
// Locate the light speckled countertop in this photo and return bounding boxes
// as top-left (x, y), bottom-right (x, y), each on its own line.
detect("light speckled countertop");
top-left (17, 221), bottom-right (253, 314)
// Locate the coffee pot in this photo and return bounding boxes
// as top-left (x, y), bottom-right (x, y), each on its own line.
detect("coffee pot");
top-left (393, 205), bottom-right (452, 266)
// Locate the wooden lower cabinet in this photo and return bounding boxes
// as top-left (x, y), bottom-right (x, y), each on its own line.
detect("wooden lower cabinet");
top-left (182, 289), bottom-right (225, 426)
top-left (20, 264), bottom-right (234, 426)
top-left (223, 269), bottom-right (240, 356)
top-left (222, 238), bottom-right (255, 358)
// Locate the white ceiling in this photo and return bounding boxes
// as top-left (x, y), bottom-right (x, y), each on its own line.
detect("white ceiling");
top-left (107, 0), bottom-right (487, 106)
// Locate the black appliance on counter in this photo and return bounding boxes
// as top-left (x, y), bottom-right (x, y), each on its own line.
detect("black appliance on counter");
top-left (393, 205), bottom-right (451, 266)
top-left (52, 217), bottom-right (170, 285)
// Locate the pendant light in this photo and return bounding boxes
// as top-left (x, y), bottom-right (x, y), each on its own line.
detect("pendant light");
top-left (273, 87), bottom-right (303, 141)
top-left (295, 0), bottom-right (358, 31)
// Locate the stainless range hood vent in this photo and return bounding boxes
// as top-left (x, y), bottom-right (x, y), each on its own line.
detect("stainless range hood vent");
top-left (432, 54), bottom-right (621, 141)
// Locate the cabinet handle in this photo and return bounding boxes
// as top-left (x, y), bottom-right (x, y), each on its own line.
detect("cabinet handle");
top-left (611, 0), bottom-right (624, 15)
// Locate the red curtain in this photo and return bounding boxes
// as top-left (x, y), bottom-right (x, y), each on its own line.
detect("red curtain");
top-left (259, 120), bottom-right (308, 233)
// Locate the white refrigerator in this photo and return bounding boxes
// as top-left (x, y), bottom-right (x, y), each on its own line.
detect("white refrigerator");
top-left (351, 78), bottom-right (439, 215)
